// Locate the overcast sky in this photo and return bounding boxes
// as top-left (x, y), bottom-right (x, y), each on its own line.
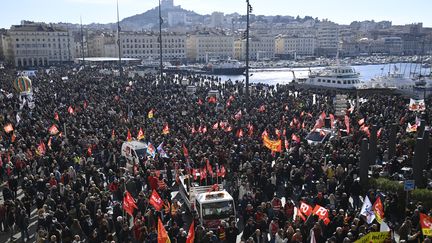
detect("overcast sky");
top-left (1, 0), bottom-right (431, 28)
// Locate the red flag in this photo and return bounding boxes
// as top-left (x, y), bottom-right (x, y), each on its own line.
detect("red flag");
top-left (208, 96), bottom-right (217, 104)
top-left (284, 105), bottom-right (289, 111)
top-left (197, 98), bottom-right (203, 105)
top-left (54, 112), bottom-right (60, 121)
top-left (191, 125), bottom-right (197, 134)
top-left (299, 201), bottom-right (313, 219)
top-left (162, 123), bottom-right (170, 135)
top-left (3, 123), bottom-right (13, 133)
top-left (37, 141), bottom-right (46, 156)
top-left (47, 137), bottom-right (52, 149)
top-left (48, 124), bottom-right (59, 135)
top-left (11, 132), bottom-right (16, 143)
top-left (377, 128), bottom-right (383, 139)
top-left (329, 114), bottom-right (335, 128)
top-left (291, 134), bottom-right (300, 143)
top-left (127, 129), bottom-right (132, 142)
top-left (247, 123), bottom-right (254, 137)
top-left (150, 190), bottom-right (164, 211)
top-left (313, 204), bottom-right (330, 225)
top-left (157, 217), bottom-right (171, 243)
top-left (83, 100), bottom-right (88, 109)
top-left (226, 100), bottom-right (231, 108)
top-left (344, 115), bottom-right (350, 134)
top-left (123, 191), bottom-right (137, 216)
top-left (258, 105), bottom-right (265, 112)
top-left (236, 129), bottom-right (243, 138)
top-left (200, 167), bottom-right (207, 180)
top-left (313, 118), bottom-right (324, 131)
top-left (182, 144), bottom-right (189, 158)
top-left (186, 221), bottom-right (195, 243)
top-left (261, 129), bottom-right (268, 139)
top-left (358, 118), bottom-right (365, 126)
top-left (87, 146), bottom-right (92, 157)
top-left (234, 110), bottom-right (242, 120)
top-left (68, 106), bottom-right (74, 114)
top-left (201, 125), bottom-right (207, 134)
top-left (217, 165), bottom-right (226, 178)
top-left (206, 159), bottom-right (214, 177)
top-left (137, 128), bottom-right (145, 140)
top-left (212, 122), bottom-right (219, 130)
top-left (419, 213), bottom-right (432, 236)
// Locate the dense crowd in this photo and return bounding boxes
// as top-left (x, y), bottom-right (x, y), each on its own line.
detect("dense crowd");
top-left (0, 64), bottom-right (431, 243)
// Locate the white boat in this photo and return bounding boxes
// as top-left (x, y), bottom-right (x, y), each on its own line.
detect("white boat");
top-left (204, 59), bottom-right (246, 75)
top-left (358, 71), bottom-right (415, 96)
top-left (302, 65), bottom-right (361, 89)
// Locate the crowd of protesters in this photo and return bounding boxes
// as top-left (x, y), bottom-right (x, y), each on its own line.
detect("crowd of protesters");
top-left (0, 64), bottom-right (431, 243)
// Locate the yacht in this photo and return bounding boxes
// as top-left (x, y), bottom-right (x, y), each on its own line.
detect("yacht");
top-left (204, 59), bottom-right (246, 75)
top-left (302, 65), bottom-right (361, 89)
top-left (358, 71), bottom-right (415, 96)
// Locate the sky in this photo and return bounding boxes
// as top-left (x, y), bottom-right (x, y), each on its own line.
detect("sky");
top-left (1, 0), bottom-right (431, 28)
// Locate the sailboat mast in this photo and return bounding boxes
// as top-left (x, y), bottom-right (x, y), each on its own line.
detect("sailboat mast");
top-left (117, 0), bottom-right (123, 78)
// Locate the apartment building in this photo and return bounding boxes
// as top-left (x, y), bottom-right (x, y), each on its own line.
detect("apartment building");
top-left (120, 31), bottom-right (186, 61)
top-left (2, 22), bottom-right (74, 67)
top-left (234, 35), bottom-right (275, 61)
top-left (186, 30), bottom-right (234, 62)
top-left (275, 34), bottom-right (316, 59)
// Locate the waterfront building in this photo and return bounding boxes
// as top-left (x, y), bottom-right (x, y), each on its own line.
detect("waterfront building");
top-left (120, 31), bottom-right (186, 61)
top-left (186, 30), bottom-right (234, 62)
top-left (275, 34), bottom-right (315, 59)
top-left (1, 22), bottom-right (74, 67)
top-left (234, 35), bottom-right (275, 61)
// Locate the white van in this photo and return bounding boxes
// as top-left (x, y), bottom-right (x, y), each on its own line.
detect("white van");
top-left (121, 141), bottom-right (148, 171)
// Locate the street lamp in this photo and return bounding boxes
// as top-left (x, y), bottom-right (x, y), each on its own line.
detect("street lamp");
top-left (158, 0), bottom-right (163, 84)
top-left (245, 0), bottom-right (252, 97)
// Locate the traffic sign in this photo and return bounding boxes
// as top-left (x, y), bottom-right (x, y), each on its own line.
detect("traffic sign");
top-left (404, 180), bottom-right (415, 191)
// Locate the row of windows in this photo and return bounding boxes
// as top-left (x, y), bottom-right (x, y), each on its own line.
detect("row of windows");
top-left (16, 43), bottom-right (68, 48)
top-left (122, 44), bottom-right (185, 49)
top-left (15, 38), bottom-right (68, 42)
top-left (317, 79), bottom-right (360, 85)
top-left (123, 49), bottom-right (185, 54)
top-left (122, 38), bottom-right (184, 43)
top-left (13, 32), bottom-right (68, 36)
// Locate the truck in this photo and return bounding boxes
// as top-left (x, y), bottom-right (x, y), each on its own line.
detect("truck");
top-left (178, 175), bottom-right (236, 229)
top-left (121, 141), bottom-right (148, 172)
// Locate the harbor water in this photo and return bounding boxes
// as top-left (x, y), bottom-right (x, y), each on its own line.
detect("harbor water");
top-left (216, 63), bottom-right (431, 86)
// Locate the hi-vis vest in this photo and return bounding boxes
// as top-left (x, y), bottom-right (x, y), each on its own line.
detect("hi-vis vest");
top-left (218, 226), bottom-right (226, 241)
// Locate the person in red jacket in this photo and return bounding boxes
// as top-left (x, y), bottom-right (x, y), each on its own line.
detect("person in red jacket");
top-left (147, 172), bottom-right (159, 191)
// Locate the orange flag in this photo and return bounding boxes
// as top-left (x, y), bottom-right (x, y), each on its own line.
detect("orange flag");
top-left (3, 123), bottom-right (13, 133)
top-left (186, 221), bottom-right (195, 243)
top-left (263, 135), bottom-right (282, 152)
top-left (127, 129), bottom-right (132, 142)
top-left (373, 197), bottom-right (384, 224)
top-left (48, 124), bottom-right (59, 135)
top-left (137, 128), bottom-right (145, 140)
top-left (158, 217), bottom-right (171, 243)
top-left (162, 123), bottom-right (170, 135)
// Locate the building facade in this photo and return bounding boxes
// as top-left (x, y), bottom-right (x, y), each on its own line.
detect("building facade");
top-left (275, 34), bottom-right (315, 59)
top-left (2, 23), bottom-right (74, 67)
top-left (186, 30), bottom-right (234, 62)
top-left (315, 22), bottom-right (339, 57)
top-left (234, 36), bottom-right (275, 61)
top-left (120, 31), bottom-right (186, 61)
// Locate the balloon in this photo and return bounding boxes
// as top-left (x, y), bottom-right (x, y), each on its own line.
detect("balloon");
top-left (13, 76), bottom-right (32, 93)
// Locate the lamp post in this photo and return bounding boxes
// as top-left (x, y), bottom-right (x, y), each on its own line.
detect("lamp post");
top-left (158, 0), bottom-right (163, 84)
top-left (117, 0), bottom-right (123, 79)
top-left (245, 0), bottom-right (252, 97)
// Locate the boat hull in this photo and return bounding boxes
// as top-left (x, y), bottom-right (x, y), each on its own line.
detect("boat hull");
top-left (211, 67), bottom-right (246, 75)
